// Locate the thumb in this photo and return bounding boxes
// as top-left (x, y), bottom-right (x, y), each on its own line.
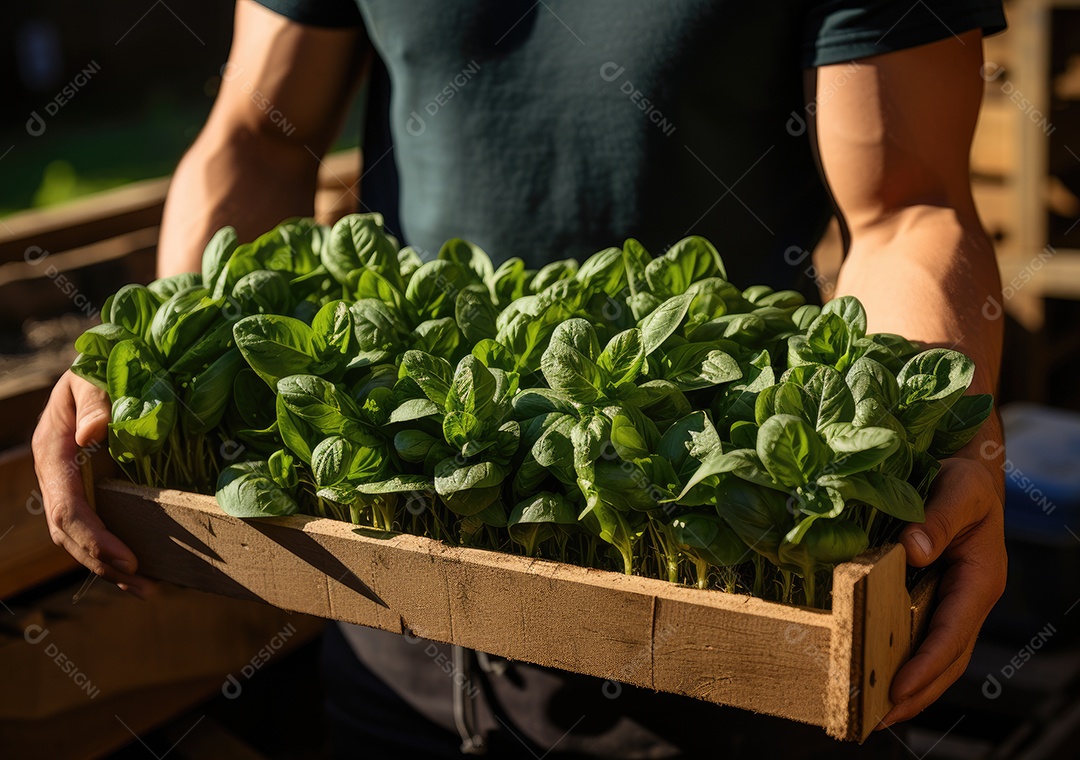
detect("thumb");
top-left (72, 377), bottom-right (111, 448)
top-left (901, 458), bottom-right (994, 567)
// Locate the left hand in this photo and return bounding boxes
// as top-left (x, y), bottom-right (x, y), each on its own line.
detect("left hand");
top-left (879, 453), bottom-right (1007, 728)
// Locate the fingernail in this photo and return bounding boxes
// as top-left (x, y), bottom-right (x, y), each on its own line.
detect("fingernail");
top-left (110, 558), bottom-right (135, 574)
top-left (911, 530), bottom-right (933, 559)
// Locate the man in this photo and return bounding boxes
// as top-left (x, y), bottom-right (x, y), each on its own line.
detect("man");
top-left (34, 1), bottom-right (1008, 756)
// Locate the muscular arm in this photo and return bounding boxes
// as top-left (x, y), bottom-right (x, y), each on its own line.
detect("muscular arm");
top-left (158, 0), bottom-right (368, 275)
top-left (34, 0), bottom-right (369, 594)
top-left (810, 30), bottom-right (1006, 725)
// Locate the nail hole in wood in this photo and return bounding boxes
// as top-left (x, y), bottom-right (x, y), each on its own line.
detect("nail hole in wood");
top-left (869, 670), bottom-right (877, 688)
top-left (889, 632), bottom-right (894, 647)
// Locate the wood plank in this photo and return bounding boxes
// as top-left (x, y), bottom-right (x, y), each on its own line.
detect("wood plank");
top-left (0, 385), bottom-right (50, 451)
top-left (971, 98), bottom-right (1016, 178)
top-left (0, 677), bottom-right (222, 760)
top-left (854, 545), bottom-right (911, 741)
top-left (0, 148), bottom-right (361, 268)
top-left (0, 578), bottom-right (322, 720)
top-left (165, 716), bottom-right (269, 760)
top-left (0, 445), bottom-right (80, 598)
top-left (0, 178), bottom-right (169, 265)
top-left (94, 479), bottom-right (922, 736)
top-left (0, 228), bottom-right (158, 328)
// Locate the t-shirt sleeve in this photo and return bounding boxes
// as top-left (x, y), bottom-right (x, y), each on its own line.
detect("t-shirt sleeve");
top-left (250, 0), bottom-right (363, 28)
top-left (802, 0), bottom-right (1006, 68)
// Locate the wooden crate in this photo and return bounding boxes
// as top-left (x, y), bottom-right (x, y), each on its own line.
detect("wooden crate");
top-left (95, 479), bottom-right (939, 742)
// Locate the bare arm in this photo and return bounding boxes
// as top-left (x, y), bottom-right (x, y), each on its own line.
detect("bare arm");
top-left (158, 0), bottom-right (368, 275)
top-left (810, 30), bottom-right (1006, 726)
top-left (35, 0), bottom-right (369, 595)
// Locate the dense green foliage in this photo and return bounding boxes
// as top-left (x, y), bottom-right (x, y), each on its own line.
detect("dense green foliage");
top-left (72, 214), bottom-right (992, 607)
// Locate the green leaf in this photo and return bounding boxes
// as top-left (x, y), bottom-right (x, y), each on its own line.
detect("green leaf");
top-left (410, 317), bottom-right (461, 358)
top-left (821, 296), bottom-right (867, 339)
top-left (756, 414), bottom-right (830, 488)
top-left (438, 238), bottom-right (494, 285)
top-left (401, 350), bottom-right (454, 406)
top-left (325, 213), bottom-right (403, 294)
top-left (778, 364), bottom-right (856, 430)
top-left (507, 492), bottom-right (578, 556)
top-left (234, 314), bottom-right (318, 388)
top-left (818, 472), bottom-right (926, 522)
top-left (714, 479), bottom-right (790, 567)
top-left (930, 394), bottom-right (994, 458)
top-left (671, 513), bottom-right (746, 566)
top-left (348, 299), bottom-right (404, 367)
top-left (456, 285), bottom-right (499, 344)
top-left (846, 356), bottom-right (900, 410)
top-left (406, 260), bottom-right (468, 321)
top-left (823, 425), bottom-right (900, 477)
top-left (434, 458), bottom-right (507, 497)
top-left (639, 293), bottom-right (693, 355)
top-left (644, 236), bottom-right (723, 297)
top-left (596, 328), bottom-right (645, 387)
top-left (216, 461), bottom-right (299, 518)
top-left (183, 348), bottom-right (244, 435)
top-left (108, 378), bottom-right (176, 463)
top-left (388, 398), bottom-right (441, 423)
top-left (610, 413), bottom-right (650, 461)
top-left (107, 284), bottom-right (162, 339)
top-left (312, 300), bottom-right (353, 361)
top-left (540, 320), bottom-right (603, 403)
top-left (445, 355), bottom-right (497, 422)
top-left (70, 323), bottom-right (138, 390)
top-left (576, 247), bottom-right (627, 297)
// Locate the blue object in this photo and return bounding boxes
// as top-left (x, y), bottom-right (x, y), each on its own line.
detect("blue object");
top-left (1001, 403), bottom-right (1080, 547)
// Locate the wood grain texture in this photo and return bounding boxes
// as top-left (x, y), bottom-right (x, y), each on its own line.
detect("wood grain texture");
top-left (95, 479), bottom-right (935, 737)
top-left (0, 578), bottom-right (322, 720)
top-left (0, 445), bottom-right (79, 598)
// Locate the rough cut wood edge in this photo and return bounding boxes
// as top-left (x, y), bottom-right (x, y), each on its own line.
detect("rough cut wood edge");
top-left (96, 479), bottom-right (842, 728)
top-left (825, 544), bottom-right (913, 741)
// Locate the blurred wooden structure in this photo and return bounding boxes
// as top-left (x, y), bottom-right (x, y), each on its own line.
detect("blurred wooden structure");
top-left (0, 148), bottom-right (359, 759)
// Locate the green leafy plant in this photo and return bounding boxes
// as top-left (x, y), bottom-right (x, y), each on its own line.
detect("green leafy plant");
top-left (73, 214), bottom-right (993, 608)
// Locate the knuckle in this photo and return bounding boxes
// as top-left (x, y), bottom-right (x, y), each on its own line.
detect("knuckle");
top-left (84, 541), bottom-right (103, 562)
top-left (48, 525), bottom-right (66, 548)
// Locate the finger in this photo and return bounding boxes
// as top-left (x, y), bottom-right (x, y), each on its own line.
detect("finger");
top-left (886, 517), bottom-right (1005, 716)
top-left (34, 374), bottom-right (144, 581)
top-left (879, 651), bottom-right (971, 728)
top-left (901, 458), bottom-right (995, 567)
top-left (48, 526), bottom-right (158, 600)
top-left (71, 375), bottom-right (111, 447)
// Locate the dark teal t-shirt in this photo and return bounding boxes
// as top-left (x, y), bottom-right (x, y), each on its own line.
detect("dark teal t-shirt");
top-left (255, 0), bottom-right (1002, 296)
top-left (248, 2), bottom-right (1004, 755)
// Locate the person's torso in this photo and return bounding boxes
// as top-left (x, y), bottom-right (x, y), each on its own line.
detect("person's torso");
top-left (356, 0), bottom-right (831, 294)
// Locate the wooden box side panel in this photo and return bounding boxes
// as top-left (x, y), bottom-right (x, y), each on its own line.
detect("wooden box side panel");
top-left (97, 480), bottom-right (834, 726)
top-left (826, 544), bottom-right (914, 741)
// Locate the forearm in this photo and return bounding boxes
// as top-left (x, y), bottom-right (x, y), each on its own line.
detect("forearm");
top-left (157, 125), bottom-right (320, 276)
top-left (836, 206), bottom-right (1005, 480)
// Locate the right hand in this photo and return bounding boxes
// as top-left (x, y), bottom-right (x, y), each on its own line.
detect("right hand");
top-left (32, 371), bottom-right (157, 598)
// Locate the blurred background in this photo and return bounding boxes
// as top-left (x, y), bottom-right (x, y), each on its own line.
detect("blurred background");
top-left (2, 1), bottom-right (1080, 758)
